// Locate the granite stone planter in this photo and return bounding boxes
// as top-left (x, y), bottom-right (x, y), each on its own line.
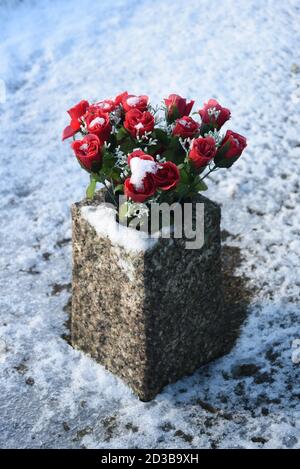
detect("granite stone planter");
top-left (71, 190), bottom-right (226, 401)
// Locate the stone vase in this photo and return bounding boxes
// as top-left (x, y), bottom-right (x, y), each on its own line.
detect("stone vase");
top-left (71, 189), bottom-right (226, 401)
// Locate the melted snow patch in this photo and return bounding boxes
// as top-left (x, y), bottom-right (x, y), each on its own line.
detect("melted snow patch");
top-left (81, 204), bottom-right (158, 253)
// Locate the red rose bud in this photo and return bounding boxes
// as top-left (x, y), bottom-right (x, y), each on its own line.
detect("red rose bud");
top-left (124, 109), bottom-right (155, 138)
top-left (114, 91), bottom-right (128, 106)
top-left (124, 177), bottom-right (156, 203)
top-left (214, 130), bottom-right (247, 168)
top-left (164, 94), bottom-right (194, 123)
top-left (122, 94), bottom-right (149, 112)
top-left (172, 116), bottom-right (200, 139)
top-left (188, 137), bottom-right (217, 171)
top-left (62, 99), bottom-right (89, 140)
top-left (125, 152), bottom-right (158, 202)
top-left (85, 110), bottom-right (112, 142)
top-left (199, 99), bottom-right (231, 131)
top-left (93, 99), bottom-right (116, 113)
top-left (153, 161), bottom-right (180, 190)
top-left (71, 134), bottom-right (102, 172)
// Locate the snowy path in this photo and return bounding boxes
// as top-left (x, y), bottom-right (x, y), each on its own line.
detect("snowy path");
top-left (0, 0), bottom-right (300, 449)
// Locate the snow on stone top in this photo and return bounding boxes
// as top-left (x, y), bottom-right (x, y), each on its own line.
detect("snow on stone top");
top-left (129, 157), bottom-right (158, 190)
top-left (81, 204), bottom-right (158, 253)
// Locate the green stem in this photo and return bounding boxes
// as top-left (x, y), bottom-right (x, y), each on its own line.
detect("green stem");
top-left (200, 165), bottom-right (218, 181)
top-left (102, 179), bottom-right (118, 207)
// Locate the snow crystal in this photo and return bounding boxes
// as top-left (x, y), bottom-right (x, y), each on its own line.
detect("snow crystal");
top-left (81, 204), bottom-right (158, 253)
top-left (129, 157), bottom-right (158, 190)
top-left (79, 143), bottom-right (88, 151)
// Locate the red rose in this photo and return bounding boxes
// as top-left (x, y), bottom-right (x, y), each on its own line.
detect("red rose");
top-left (164, 94), bottom-right (194, 122)
top-left (214, 130), bottom-right (247, 168)
top-left (199, 99), bottom-right (231, 130)
top-left (122, 94), bottom-right (149, 112)
top-left (124, 177), bottom-right (156, 203)
top-left (62, 100), bottom-right (89, 140)
top-left (93, 99), bottom-right (116, 113)
top-left (71, 134), bottom-right (102, 171)
top-left (114, 91), bottom-right (128, 106)
top-left (85, 109), bottom-right (112, 142)
top-left (153, 161), bottom-right (180, 190)
top-left (127, 149), bottom-right (154, 165)
top-left (124, 109), bottom-right (155, 138)
top-left (188, 137), bottom-right (217, 171)
top-left (125, 151), bottom-right (157, 202)
top-left (172, 116), bottom-right (200, 139)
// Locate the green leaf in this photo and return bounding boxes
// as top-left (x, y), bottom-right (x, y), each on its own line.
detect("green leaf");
top-left (114, 184), bottom-right (124, 193)
top-left (179, 167), bottom-right (189, 184)
top-left (86, 177), bottom-right (97, 199)
top-left (116, 126), bottom-right (128, 142)
top-left (154, 128), bottom-right (169, 145)
top-left (194, 180), bottom-right (208, 192)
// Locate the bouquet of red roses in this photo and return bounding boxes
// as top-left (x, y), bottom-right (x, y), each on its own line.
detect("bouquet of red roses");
top-left (63, 92), bottom-right (247, 212)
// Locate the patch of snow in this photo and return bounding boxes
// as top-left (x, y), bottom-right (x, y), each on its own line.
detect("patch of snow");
top-left (81, 204), bottom-right (158, 252)
top-left (89, 116), bottom-right (105, 127)
top-left (126, 96), bottom-right (140, 106)
top-left (134, 122), bottom-right (144, 130)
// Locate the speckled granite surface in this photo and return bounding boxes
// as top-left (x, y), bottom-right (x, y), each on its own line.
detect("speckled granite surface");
top-left (71, 190), bottom-right (226, 400)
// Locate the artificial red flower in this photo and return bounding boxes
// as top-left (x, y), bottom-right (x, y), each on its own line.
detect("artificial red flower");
top-left (62, 100), bottom-right (89, 140)
top-left (71, 134), bottom-right (102, 171)
top-left (114, 91), bottom-right (129, 106)
top-left (85, 109), bottom-right (112, 142)
top-left (214, 130), bottom-right (247, 168)
top-left (122, 94), bottom-right (149, 112)
top-left (164, 94), bottom-right (194, 122)
top-left (153, 161), bottom-right (180, 190)
top-left (172, 116), bottom-right (200, 139)
top-left (199, 99), bottom-right (231, 130)
top-left (188, 137), bottom-right (217, 171)
top-left (124, 109), bottom-right (155, 138)
top-left (93, 99), bottom-right (116, 113)
top-left (124, 177), bottom-right (156, 203)
top-left (124, 150), bottom-right (157, 202)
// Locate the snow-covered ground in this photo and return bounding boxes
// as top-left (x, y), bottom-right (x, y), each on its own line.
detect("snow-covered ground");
top-left (0, 0), bottom-right (300, 449)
